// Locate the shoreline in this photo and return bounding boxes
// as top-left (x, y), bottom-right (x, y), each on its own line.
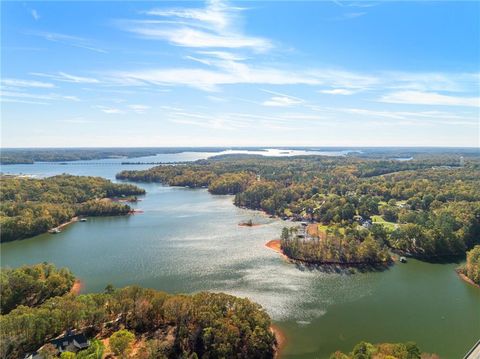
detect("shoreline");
top-left (456, 270), bottom-right (480, 289)
top-left (270, 324), bottom-right (286, 358)
top-left (70, 279), bottom-right (84, 295)
top-left (265, 239), bottom-right (290, 261)
top-left (50, 216), bottom-right (78, 232)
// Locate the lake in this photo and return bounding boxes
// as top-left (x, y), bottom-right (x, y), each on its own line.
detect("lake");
top-left (1, 151), bottom-right (479, 359)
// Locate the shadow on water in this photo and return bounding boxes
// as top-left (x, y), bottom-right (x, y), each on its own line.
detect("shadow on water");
top-left (406, 254), bottom-right (465, 264)
top-left (293, 261), bottom-right (392, 274)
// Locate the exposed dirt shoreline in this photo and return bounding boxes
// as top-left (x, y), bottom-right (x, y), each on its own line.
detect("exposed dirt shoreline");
top-left (270, 324), bottom-right (286, 358)
top-left (70, 279), bottom-right (84, 295)
top-left (265, 239), bottom-right (290, 261)
top-left (457, 270), bottom-right (480, 289)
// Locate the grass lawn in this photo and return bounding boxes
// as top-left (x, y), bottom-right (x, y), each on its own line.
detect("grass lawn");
top-left (371, 215), bottom-right (398, 231)
top-left (307, 223), bottom-right (345, 238)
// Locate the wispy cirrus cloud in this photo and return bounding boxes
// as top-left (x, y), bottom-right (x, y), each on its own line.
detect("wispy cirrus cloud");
top-left (128, 104), bottom-right (150, 113)
top-left (0, 90), bottom-right (80, 104)
top-left (119, 0), bottom-right (272, 52)
top-left (28, 31), bottom-right (107, 53)
top-left (94, 105), bottom-right (124, 114)
top-left (320, 88), bottom-right (356, 95)
top-left (1, 79), bottom-right (55, 88)
top-left (31, 9), bottom-right (40, 21)
top-left (261, 89), bottom-right (304, 107)
top-left (380, 91), bottom-right (480, 107)
top-left (31, 72), bottom-right (100, 84)
top-left (332, 1), bottom-right (380, 8)
top-left (334, 12), bottom-right (367, 20)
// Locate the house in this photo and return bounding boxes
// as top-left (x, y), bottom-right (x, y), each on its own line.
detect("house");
top-left (362, 220), bottom-right (372, 229)
top-left (353, 215), bottom-right (363, 223)
top-left (49, 330), bottom-right (90, 354)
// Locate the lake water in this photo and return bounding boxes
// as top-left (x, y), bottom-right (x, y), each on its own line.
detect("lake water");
top-left (1, 152), bottom-right (479, 358)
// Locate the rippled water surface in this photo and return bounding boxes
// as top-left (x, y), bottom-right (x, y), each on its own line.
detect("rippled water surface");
top-left (1, 153), bottom-right (479, 359)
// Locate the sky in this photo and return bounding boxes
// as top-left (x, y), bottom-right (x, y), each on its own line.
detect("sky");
top-left (1, 0), bottom-right (479, 148)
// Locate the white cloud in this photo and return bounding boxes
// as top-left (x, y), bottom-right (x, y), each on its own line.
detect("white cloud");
top-left (32, 72), bottom-right (100, 84)
top-left (380, 91), bottom-right (480, 107)
top-left (130, 27), bottom-right (271, 51)
top-left (261, 89), bottom-right (304, 107)
top-left (0, 90), bottom-right (79, 102)
top-left (29, 31), bottom-right (107, 53)
top-left (1, 79), bottom-right (55, 88)
top-left (31, 9), bottom-right (40, 20)
top-left (207, 95), bottom-right (227, 102)
top-left (320, 88), bottom-right (355, 95)
top-left (167, 110), bottom-right (250, 130)
top-left (335, 12), bottom-right (367, 20)
top-left (120, 0), bottom-right (272, 52)
top-left (383, 72), bottom-right (478, 92)
top-left (110, 61), bottom-right (321, 91)
top-left (128, 104), bottom-right (150, 113)
top-left (0, 98), bottom-right (49, 105)
top-left (263, 96), bottom-right (303, 107)
top-left (94, 105), bottom-right (124, 114)
top-left (331, 107), bottom-right (478, 126)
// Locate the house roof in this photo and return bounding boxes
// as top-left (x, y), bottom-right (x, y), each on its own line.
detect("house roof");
top-left (50, 332), bottom-right (89, 351)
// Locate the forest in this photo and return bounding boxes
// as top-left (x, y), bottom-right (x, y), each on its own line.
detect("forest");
top-left (117, 154), bottom-right (480, 260)
top-left (329, 341), bottom-right (437, 359)
top-left (459, 245), bottom-right (480, 285)
top-left (0, 175), bottom-right (145, 242)
top-left (0, 264), bottom-right (276, 359)
top-left (0, 263), bottom-right (75, 314)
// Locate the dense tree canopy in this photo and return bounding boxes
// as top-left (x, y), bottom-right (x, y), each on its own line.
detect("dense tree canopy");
top-left (329, 341), bottom-right (435, 359)
top-left (280, 225), bottom-right (391, 265)
top-left (0, 175), bottom-right (145, 242)
top-left (459, 245), bottom-right (480, 285)
top-left (0, 263), bottom-right (75, 314)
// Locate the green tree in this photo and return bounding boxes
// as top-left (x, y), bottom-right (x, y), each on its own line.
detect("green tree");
top-left (60, 352), bottom-right (77, 359)
top-left (109, 330), bottom-right (135, 357)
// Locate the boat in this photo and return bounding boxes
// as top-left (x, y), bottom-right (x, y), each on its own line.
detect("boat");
top-left (400, 256), bottom-right (407, 263)
top-left (80, 218), bottom-right (87, 222)
top-left (49, 228), bottom-right (61, 234)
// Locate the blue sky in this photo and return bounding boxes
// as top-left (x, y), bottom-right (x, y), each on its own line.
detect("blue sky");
top-left (1, 0), bottom-right (479, 147)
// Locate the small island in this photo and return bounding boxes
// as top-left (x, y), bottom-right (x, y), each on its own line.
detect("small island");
top-left (239, 219), bottom-right (261, 227)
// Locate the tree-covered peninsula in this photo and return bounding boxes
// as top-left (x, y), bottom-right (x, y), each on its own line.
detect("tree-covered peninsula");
top-left (0, 264), bottom-right (277, 359)
top-left (458, 245), bottom-right (480, 286)
top-left (0, 174), bottom-right (145, 242)
top-left (329, 341), bottom-right (437, 359)
top-left (117, 154), bottom-right (480, 262)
